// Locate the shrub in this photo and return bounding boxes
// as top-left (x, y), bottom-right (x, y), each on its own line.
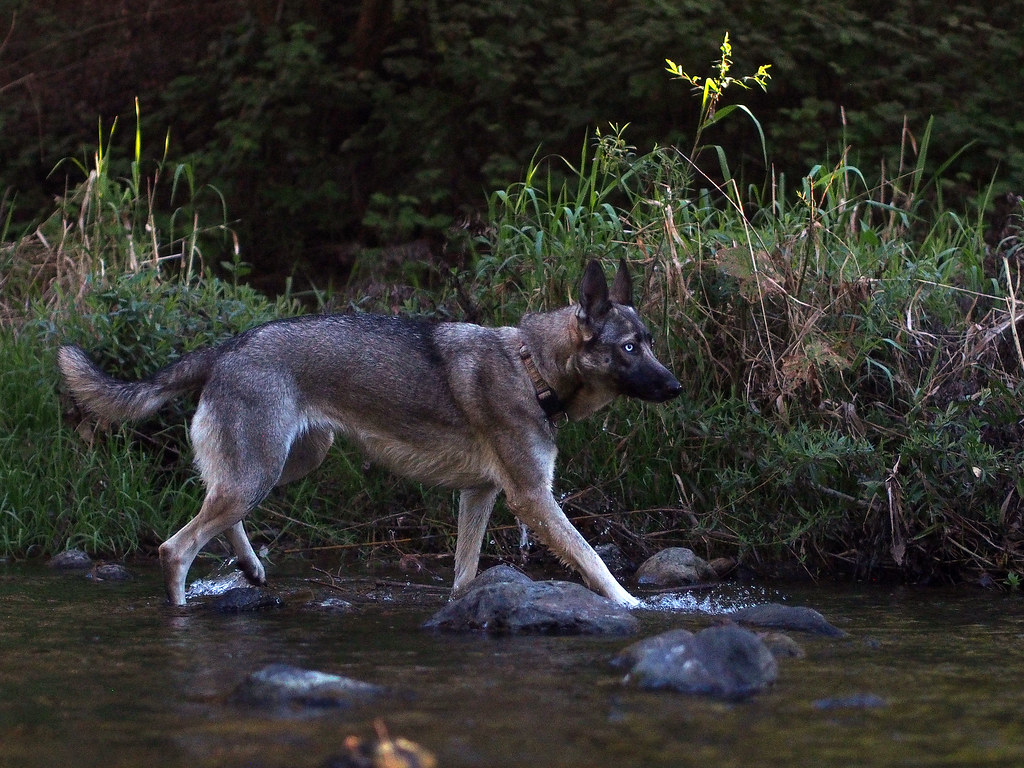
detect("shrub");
top-left (459, 42), bottom-right (1024, 583)
top-left (3, 32), bottom-right (1024, 589)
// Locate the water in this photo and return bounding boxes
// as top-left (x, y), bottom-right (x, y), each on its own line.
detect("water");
top-left (2, 559), bottom-right (1024, 767)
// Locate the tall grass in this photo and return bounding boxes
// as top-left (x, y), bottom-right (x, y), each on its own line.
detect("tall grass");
top-left (461, 36), bottom-right (1024, 583)
top-left (2, 41), bottom-right (1023, 587)
top-left (0, 99), bottom-right (233, 329)
top-left (0, 109), bottom-right (463, 563)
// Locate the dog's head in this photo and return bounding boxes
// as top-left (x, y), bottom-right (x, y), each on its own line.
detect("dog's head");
top-left (575, 259), bottom-right (683, 403)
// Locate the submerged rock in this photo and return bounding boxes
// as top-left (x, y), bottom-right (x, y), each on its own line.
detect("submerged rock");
top-left (635, 548), bottom-right (717, 587)
top-left (424, 566), bottom-right (637, 635)
top-left (48, 549), bottom-right (93, 570)
top-left (728, 603), bottom-right (846, 637)
top-left (616, 625), bottom-right (778, 699)
top-left (86, 563), bottom-right (133, 581)
top-left (233, 663), bottom-right (383, 709)
top-left (760, 631), bottom-right (805, 659)
top-left (813, 693), bottom-right (887, 710)
top-left (212, 586), bottom-right (283, 613)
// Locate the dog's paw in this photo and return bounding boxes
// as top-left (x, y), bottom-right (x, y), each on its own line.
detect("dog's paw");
top-left (236, 557), bottom-right (267, 586)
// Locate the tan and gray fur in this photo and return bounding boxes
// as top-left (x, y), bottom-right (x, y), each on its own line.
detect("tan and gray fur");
top-left (57, 259), bottom-right (681, 606)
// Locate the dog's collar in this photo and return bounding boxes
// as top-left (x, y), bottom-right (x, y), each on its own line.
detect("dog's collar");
top-left (517, 342), bottom-right (570, 428)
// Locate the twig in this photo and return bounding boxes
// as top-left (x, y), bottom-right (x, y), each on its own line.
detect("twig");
top-left (1003, 255), bottom-right (1024, 376)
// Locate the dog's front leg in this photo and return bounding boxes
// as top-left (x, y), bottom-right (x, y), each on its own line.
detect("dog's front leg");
top-left (505, 487), bottom-right (640, 608)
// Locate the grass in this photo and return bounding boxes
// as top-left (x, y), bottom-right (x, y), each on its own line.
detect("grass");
top-left (0, 330), bottom-right (194, 556)
top-left (1, 40), bottom-right (1023, 587)
top-left (460, 42), bottom-right (1024, 582)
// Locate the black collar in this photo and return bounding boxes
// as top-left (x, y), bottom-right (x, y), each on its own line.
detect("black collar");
top-left (517, 342), bottom-right (569, 427)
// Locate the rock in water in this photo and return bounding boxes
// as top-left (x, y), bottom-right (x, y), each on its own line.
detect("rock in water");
top-left (728, 603), bottom-right (847, 637)
top-left (85, 563), bottom-right (133, 581)
top-left (616, 625), bottom-right (778, 699)
top-left (460, 564), bottom-right (533, 590)
top-left (211, 586), bottom-right (283, 613)
top-left (760, 632), bottom-right (805, 659)
top-left (424, 566), bottom-right (637, 635)
top-left (233, 664), bottom-right (383, 709)
top-left (609, 628), bottom-right (695, 671)
top-left (634, 548), bottom-right (717, 587)
top-left (47, 549), bottom-right (93, 570)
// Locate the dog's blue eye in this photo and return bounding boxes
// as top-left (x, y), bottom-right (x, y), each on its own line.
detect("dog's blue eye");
top-left (623, 342), bottom-right (636, 354)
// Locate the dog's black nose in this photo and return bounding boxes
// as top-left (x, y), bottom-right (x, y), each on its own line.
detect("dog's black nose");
top-left (666, 380), bottom-right (683, 399)
top-left (642, 376), bottom-right (682, 402)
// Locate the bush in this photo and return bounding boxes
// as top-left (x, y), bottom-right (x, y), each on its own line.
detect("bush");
top-left (3, 33), bottom-right (1024, 589)
top-left (454, 46), bottom-right (1024, 583)
top-left (1, 1), bottom-right (1020, 278)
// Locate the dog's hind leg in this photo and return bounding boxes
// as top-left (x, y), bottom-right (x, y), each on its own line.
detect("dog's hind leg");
top-left (159, 489), bottom-right (254, 605)
top-left (277, 427), bottom-right (334, 486)
top-left (452, 485), bottom-right (500, 598)
top-left (159, 393), bottom-right (292, 605)
top-left (223, 521), bottom-right (266, 586)
top-left (207, 428), bottom-right (333, 591)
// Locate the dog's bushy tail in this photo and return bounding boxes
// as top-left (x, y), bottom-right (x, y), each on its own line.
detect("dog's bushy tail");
top-left (57, 345), bottom-right (215, 423)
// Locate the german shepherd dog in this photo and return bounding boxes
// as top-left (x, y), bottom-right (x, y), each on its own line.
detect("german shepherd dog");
top-left (58, 260), bottom-right (681, 606)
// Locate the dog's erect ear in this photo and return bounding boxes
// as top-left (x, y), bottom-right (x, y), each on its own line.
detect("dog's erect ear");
top-left (609, 257), bottom-right (633, 306)
top-left (579, 260), bottom-right (611, 324)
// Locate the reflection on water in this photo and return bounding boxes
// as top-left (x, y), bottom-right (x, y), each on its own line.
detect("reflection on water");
top-left (2, 558), bottom-right (1024, 767)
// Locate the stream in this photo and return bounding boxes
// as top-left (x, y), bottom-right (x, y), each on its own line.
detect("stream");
top-left (1, 557), bottom-right (1023, 767)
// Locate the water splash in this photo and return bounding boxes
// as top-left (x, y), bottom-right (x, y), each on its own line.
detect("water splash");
top-left (640, 584), bottom-right (783, 615)
top-left (185, 568), bottom-right (252, 598)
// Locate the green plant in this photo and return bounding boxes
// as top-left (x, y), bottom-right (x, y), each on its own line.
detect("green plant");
top-left (2, 1), bottom-right (1022, 279)
top-left (666, 32), bottom-right (772, 175)
top-left (2, 101), bottom-right (232, 328)
top-left (0, 326), bottom-right (199, 556)
top-left (458, 36), bottom-right (1024, 586)
top-left (4, 29), bottom-right (1024, 590)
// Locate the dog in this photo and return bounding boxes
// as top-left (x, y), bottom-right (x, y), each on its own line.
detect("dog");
top-left (58, 259), bottom-right (682, 606)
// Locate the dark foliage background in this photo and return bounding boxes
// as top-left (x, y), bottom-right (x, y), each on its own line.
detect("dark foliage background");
top-left (1, 0), bottom-right (1020, 281)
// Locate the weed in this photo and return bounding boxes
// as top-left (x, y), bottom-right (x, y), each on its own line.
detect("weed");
top-left (666, 32), bottom-right (772, 174)
top-left (2, 41), bottom-right (1023, 589)
top-left (458, 40), bottom-right (1024, 584)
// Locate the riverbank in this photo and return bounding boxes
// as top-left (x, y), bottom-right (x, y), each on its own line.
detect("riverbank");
top-left (1, 55), bottom-right (1022, 586)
